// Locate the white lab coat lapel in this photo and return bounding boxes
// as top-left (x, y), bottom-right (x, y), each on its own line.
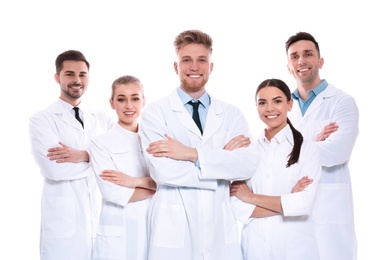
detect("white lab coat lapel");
top-left (83, 108), bottom-right (100, 132)
top-left (168, 91), bottom-right (223, 143)
top-left (202, 96), bottom-right (223, 144)
top-left (301, 84), bottom-right (337, 119)
top-left (49, 101), bottom-right (83, 130)
top-left (169, 91), bottom-right (203, 138)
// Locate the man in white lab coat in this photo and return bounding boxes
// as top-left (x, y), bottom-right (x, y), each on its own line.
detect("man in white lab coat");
top-left (29, 50), bottom-right (114, 260)
top-left (285, 32), bottom-right (359, 260)
top-left (139, 30), bottom-right (260, 260)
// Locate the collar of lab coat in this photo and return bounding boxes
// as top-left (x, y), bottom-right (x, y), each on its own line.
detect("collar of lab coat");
top-left (168, 89), bottom-right (223, 142)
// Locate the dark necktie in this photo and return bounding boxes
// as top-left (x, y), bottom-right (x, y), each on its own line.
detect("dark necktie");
top-left (73, 107), bottom-right (84, 128)
top-left (188, 101), bottom-right (203, 134)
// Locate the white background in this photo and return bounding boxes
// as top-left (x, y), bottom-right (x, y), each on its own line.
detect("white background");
top-left (1, 1), bottom-right (388, 259)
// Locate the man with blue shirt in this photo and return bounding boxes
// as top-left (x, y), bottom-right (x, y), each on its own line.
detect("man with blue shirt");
top-left (285, 31), bottom-right (359, 260)
top-left (139, 29), bottom-right (260, 260)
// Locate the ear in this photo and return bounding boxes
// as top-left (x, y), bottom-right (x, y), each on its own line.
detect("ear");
top-left (287, 64), bottom-right (293, 75)
top-left (287, 98), bottom-right (293, 112)
top-left (142, 96), bottom-right (146, 108)
top-left (174, 62), bottom-right (178, 74)
top-left (209, 62), bottom-right (214, 73)
top-left (109, 98), bottom-right (115, 110)
top-left (54, 73), bottom-right (60, 83)
top-left (318, 57), bottom-right (324, 69)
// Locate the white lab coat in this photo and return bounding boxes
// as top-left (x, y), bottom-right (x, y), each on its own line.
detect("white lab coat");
top-left (29, 98), bottom-right (114, 260)
top-left (90, 124), bottom-right (151, 260)
top-left (289, 83), bottom-right (359, 260)
top-left (138, 89), bottom-right (260, 260)
top-left (231, 124), bottom-right (321, 260)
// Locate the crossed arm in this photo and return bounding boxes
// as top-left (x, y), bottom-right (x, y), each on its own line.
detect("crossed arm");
top-left (230, 177), bottom-right (313, 218)
top-left (46, 122), bottom-right (335, 164)
top-left (146, 134), bottom-right (251, 161)
top-left (49, 142), bottom-right (156, 202)
top-left (47, 141), bottom-right (90, 163)
top-left (99, 170), bottom-right (156, 202)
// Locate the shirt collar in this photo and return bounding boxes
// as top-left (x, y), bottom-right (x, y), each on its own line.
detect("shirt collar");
top-left (292, 79), bottom-right (328, 100)
top-left (177, 87), bottom-right (210, 108)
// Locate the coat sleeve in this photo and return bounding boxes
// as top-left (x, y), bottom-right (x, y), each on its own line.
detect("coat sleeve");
top-left (198, 105), bottom-right (259, 181)
top-left (317, 93), bottom-right (359, 167)
top-left (29, 111), bottom-right (92, 181)
top-left (90, 134), bottom-right (134, 207)
top-left (281, 141), bottom-right (321, 216)
top-left (139, 101), bottom-right (218, 190)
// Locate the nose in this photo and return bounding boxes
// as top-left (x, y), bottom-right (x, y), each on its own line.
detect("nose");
top-left (266, 103), bottom-right (274, 112)
top-left (298, 56), bottom-right (305, 65)
top-left (190, 62), bottom-right (199, 71)
top-left (73, 77), bottom-right (81, 85)
top-left (125, 100), bottom-right (133, 108)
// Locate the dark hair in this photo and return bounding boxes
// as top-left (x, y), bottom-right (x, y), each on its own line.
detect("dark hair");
top-left (255, 78), bottom-right (303, 167)
top-left (174, 29), bottom-right (213, 54)
top-left (285, 32), bottom-right (321, 57)
top-left (110, 75), bottom-right (144, 100)
top-left (55, 50), bottom-right (90, 75)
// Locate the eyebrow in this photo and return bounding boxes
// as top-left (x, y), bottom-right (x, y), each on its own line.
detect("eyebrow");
top-left (290, 49), bottom-right (314, 55)
top-left (64, 70), bottom-right (88, 74)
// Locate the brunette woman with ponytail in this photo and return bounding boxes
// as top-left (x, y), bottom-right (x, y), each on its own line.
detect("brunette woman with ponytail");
top-left (230, 78), bottom-right (322, 260)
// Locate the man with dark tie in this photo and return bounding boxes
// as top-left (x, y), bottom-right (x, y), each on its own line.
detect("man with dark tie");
top-left (139, 29), bottom-right (260, 260)
top-left (28, 50), bottom-right (114, 260)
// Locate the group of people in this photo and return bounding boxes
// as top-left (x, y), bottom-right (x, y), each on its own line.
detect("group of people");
top-left (29, 29), bottom-right (359, 260)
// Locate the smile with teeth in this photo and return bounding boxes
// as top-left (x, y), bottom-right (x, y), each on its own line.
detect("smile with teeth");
top-left (298, 68), bottom-right (309, 72)
top-left (188, 75), bottom-right (201, 78)
top-left (266, 115), bottom-right (278, 119)
top-left (125, 111), bottom-right (135, 115)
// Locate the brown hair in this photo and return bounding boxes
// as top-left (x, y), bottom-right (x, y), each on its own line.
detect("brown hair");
top-left (173, 29), bottom-right (213, 54)
top-left (55, 50), bottom-right (89, 75)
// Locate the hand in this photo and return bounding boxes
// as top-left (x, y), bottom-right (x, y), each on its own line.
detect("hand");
top-left (47, 142), bottom-right (89, 163)
top-left (291, 176), bottom-right (313, 193)
top-left (315, 122), bottom-right (338, 141)
top-left (146, 134), bottom-right (198, 162)
top-left (100, 170), bottom-right (137, 188)
top-left (224, 135), bottom-right (251, 151)
top-left (230, 181), bottom-right (253, 203)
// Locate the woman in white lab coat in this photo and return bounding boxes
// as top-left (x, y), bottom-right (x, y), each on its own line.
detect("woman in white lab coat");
top-left (90, 75), bottom-right (156, 260)
top-left (230, 78), bottom-right (322, 260)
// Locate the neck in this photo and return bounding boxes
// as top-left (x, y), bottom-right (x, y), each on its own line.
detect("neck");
top-left (297, 78), bottom-right (321, 101)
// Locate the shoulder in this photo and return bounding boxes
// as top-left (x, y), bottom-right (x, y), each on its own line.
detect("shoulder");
top-left (210, 95), bottom-right (243, 114)
top-left (326, 83), bottom-right (356, 100)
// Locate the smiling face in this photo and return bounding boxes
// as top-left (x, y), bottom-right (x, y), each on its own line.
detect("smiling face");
top-left (174, 43), bottom-right (213, 99)
top-left (55, 60), bottom-right (89, 106)
top-left (287, 40), bottom-right (323, 88)
top-left (110, 82), bottom-right (145, 132)
top-left (256, 86), bottom-right (293, 140)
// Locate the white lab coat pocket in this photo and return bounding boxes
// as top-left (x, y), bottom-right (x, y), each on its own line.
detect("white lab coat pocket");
top-left (150, 202), bottom-right (186, 248)
top-left (313, 183), bottom-right (353, 224)
top-left (287, 229), bottom-right (320, 260)
top-left (222, 202), bottom-right (239, 244)
top-left (93, 225), bottom-right (125, 259)
top-left (42, 196), bottom-right (76, 238)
